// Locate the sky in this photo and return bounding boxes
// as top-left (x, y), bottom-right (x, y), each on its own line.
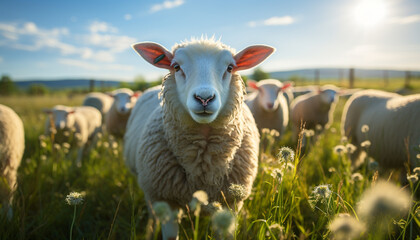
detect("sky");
top-left (0, 0), bottom-right (419, 81)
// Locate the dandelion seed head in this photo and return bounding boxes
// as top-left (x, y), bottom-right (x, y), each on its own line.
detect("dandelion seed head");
top-left (341, 136), bottom-right (348, 143)
top-left (49, 128), bottom-right (57, 135)
top-left (113, 150), bottom-right (119, 156)
top-left (361, 125), bottom-right (369, 133)
top-left (96, 132), bottom-right (103, 139)
top-left (40, 141), bottom-right (47, 148)
top-left (261, 128), bottom-right (270, 135)
top-left (312, 184), bottom-right (332, 200)
top-left (38, 135), bottom-right (46, 141)
top-left (328, 167), bottom-right (336, 173)
top-left (53, 143), bottom-right (61, 151)
top-left (277, 147), bottom-right (295, 163)
top-left (228, 184), bottom-right (247, 200)
top-left (329, 214), bottom-right (364, 240)
top-left (333, 145), bottom-right (347, 155)
top-left (152, 201), bottom-right (172, 224)
top-left (212, 209), bottom-right (236, 235)
top-left (345, 143), bottom-right (357, 154)
top-left (413, 167), bottom-right (420, 176)
top-left (40, 155), bottom-right (47, 161)
top-left (271, 168), bottom-right (283, 182)
top-left (417, 154), bottom-right (420, 160)
top-left (315, 124), bottom-right (323, 131)
top-left (302, 129), bottom-right (315, 137)
top-left (192, 190), bottom-right (209, 205)
top-left (270, 129), bottom-right (280, 137)
top-left (361, 140), bottom-right (371, 148)
top-left (63, 131), bottom-right (70, 137)
top-left (65, 192), bottom-right (84, 206)
top-left (357, 181), bottom-right (412, 223)
top-left (62, 142), bottom-right (71, 149)
top-left (407, 174), bottom-right (418, 184)
top-left (111, 142), bottom-right (118, 149)
top-left (103, 142), bottom-right (110, 148)
top-left (351, 173), bottom-right (364, 182)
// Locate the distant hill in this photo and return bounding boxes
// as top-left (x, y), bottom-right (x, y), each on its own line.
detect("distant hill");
top-left (15, 79), bottom-right (122, 90)
top-left (269, 68), bottom-right (420, 80)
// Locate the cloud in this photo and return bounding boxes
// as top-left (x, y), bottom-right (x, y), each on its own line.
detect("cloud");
top-left (59, 58), bottom-right (134, 71)
top-left (150, 0), bottom-right (185, 13)
top-left (89, 21), bottom-right (117, 33)
top-left (389, 14), bottom-right (420, 24)
top-left (124, 14), bottom-right (132, 21)
top-left (84, 33), bottom-right (136, 53)
top-left (248, 16), bottom-right (295, 27)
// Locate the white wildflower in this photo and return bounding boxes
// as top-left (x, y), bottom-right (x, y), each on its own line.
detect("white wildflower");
top-left (228, 184), bottom-right (247, 200)
top-left (312, 184), bottom-right (332, 200)
top-left (407, 174), bottom-right (418, 184)
top-left (351, 173), bottom-right (364, 182)
top-left (345, 143), bottom-right (357, 154)
top-left (361, 125), bottom-right (369, 133)
top-left (271, 168), bottom-right (283, 182)
top-left (329, 213), bottom-right (364, 240)
top-left (360, 140), bottom-right (371, 149)
top-left (334, 145), bottom-right (347, 155)
top-left (152, 201), bottom-right (172, 224)
top-left (277, 146), bottom-right (295, 163)
top-left (212, 209), bottom-right (236, 237)
top-left (65, 192), bottom-right (84, 206)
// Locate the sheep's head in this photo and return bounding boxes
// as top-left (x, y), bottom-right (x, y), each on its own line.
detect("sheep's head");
top-left (248, 79), bottom-right (291, 112)
top-left (109, 89), bottom-right (140, 115)
top-left (132, 38), bottom-right (274, 124)
top-left (44, 105), bottom-right (76, 130)
top-left (319, 85), bottom-right (339, 105)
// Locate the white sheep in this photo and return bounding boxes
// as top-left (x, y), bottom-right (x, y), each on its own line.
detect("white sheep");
top-left (290, 85), bottom-right (339, 140)
top-left (125, 38), bottom-right (274, 239)
top-left (44, 105), bottom-right (101, 165)
top-left (82, 92), bottom-right (113, 122)
top-left (245, 79), bottom-right (292, 135)
top-left (0, 104), bottom-right (24, 218)
top-left (105, 88), bottom-right (141, 137)
top-left (341, 89), bottom-right (420, 173)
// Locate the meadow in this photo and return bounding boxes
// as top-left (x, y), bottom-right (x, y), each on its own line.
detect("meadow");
top-left (0, 78), bottom-right (419, 239)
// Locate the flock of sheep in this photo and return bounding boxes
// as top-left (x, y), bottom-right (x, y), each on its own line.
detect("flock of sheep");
top-left (1, 38), bottom-right (419, 239)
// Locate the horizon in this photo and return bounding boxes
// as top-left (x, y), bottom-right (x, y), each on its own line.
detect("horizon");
top-left (1, 0), bottom-right (420, 81)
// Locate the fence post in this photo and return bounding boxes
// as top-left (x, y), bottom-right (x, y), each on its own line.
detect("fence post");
top-left (383, 70), bottom-right (388, 87)
top-left (89, 79), bottom-right (95, 92)
top-left (349, 68), bottom-right (355, 88)
top-left (314, 69), bottom-right (320, 85)
top-left (405, 71), bottom-right (411, 88)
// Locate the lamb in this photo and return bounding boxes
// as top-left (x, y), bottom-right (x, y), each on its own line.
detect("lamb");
top-left (105, 88), bottom-right (141, 137)
top-left (44, 105), bottom-right (101, 165)
top-left (245, 79), bottom-right (291, 135)
top-left (341, 89), bottom-right (420, 173)
top-left (290, 85), bottom-right (339, 140)
top-left (124, 38), bottom-right (274, 239)
top-left (82, 92), bottom-right (113, 122)
top-left (0, 104), bottom-right (24, 218)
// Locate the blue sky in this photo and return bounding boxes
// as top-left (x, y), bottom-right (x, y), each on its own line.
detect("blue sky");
top-left (0, 0), bottom-right (419, 81)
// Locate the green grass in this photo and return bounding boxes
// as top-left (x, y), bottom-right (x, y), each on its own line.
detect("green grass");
top-left (0, 80), bottom-right (419, 239)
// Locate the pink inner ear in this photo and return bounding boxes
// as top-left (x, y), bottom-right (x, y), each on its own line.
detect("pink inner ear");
top-left (68, 110), bottom-right (75, 115)
top-left (281, 82), bottom-right (292, 91)
top-left (233, 45), bottom-right (275, 72)
top-left (132, 92), bottom-right (141, 98)
top-left (132, 42), bottom-right (173, 70)
top-left (248, 81), bottom-right (259, 90)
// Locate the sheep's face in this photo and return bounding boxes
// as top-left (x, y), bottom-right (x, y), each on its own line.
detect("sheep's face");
top-left (248, 80), bottom-right (291, 112)
top-left (113, 92), bottom-right (135, 115)
top-left (50, 109), bottom-right (76, 130)
top-left (320, 89), bottom-right (338, 105)
top-left (172, 46), bottom-right (235, 123)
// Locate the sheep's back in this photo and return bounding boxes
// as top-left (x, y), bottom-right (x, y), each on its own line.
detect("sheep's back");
top-left (75, 106), bottom-right (101, 138)
top-left (83, 92), bottom-right (113, 117)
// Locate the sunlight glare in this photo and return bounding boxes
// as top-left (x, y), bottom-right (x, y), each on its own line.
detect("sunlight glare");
top-left (353, 0), bottom-right (387, 28)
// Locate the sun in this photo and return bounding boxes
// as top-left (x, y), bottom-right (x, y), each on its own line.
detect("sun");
top-left (353, 0), bottom-right (387, 28)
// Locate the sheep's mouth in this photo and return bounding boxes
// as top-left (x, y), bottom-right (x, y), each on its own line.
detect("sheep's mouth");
top-left (195, 111), bottom-right (213, 117)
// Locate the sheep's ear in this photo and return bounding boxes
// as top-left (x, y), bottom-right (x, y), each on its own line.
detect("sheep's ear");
top-left (132, 91), bottom-right (141, 98)
top-left (233, 45), bottom-right (275, 72)
top-left (281, 82), bottom-right (292, 91)
top-left (247, 80), bottom-right (259, 90)
top-left (67, 109), bottom-right (76, 115)
top-left (43, 109), bottom-right (52, 114)
top-left (132, 42), bottom-right (173, 70)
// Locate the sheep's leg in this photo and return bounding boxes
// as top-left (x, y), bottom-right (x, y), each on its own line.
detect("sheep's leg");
top-left (76, 146), bottom-right (84, 167)
top-left (161, 217), bottom-right (179, 240)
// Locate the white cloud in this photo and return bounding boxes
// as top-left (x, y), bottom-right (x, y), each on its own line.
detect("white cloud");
top-left (248, 16), bottom-right (295, 27)
top-left (124, 14), bottom-right (132, 21)
top-left (150, 0), bottom-right (185, 13)
top-left (89, 21), bottom-right (118, 34)
top-left (389, 14), bottom-right (420, 24)
top-left (59, 58), bottom-right (134, 71)
top-left (84, 33), bottom-right (136, 53)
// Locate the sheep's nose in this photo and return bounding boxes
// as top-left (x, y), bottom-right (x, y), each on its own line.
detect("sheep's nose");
top-left (194, 94), bottom-right (215, 107)
top-left (267, 103), bottom-right (274, 109)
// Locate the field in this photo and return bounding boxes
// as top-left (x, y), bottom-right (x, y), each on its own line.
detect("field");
top-left (0, 78), bottom-right (419, 239)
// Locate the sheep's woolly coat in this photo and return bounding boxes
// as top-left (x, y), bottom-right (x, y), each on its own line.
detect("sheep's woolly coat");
top-left (124, 73), bottom-right (259, 208)
top-left (0, 104), bottom-right (24, 203)
top-left (341, 89), bottom-right (420, 169)
top-left (82, 92), bottom-right (113, 121)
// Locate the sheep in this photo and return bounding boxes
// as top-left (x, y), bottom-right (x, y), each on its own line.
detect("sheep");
top-left (44, 105), bottom-right (101, 165)
top-left (125, 38), bottom-right (274, 239)
top-left (290, 84), bottom-right (339, 141)
top-left (245, 79), bottom-right (292, 135)
top-left (105, 88), bottom-right (141, 137)
top-left (0, 104), bottom-right (24, 219)
top-left (341, 89), bottom-right (420, 174)
top-left (82, 92), bottom-right (113, 122)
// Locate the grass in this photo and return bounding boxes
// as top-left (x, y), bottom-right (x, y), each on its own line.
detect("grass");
top-left (0, 79), bottom-right (419, 239)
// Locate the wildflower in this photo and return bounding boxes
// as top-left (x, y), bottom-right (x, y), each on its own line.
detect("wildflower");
top-left (152, 201), bottom-right (172, 224)
top-left (103, 142), bottom-right (110, 148)
top-left (96, 132), bottom-right (103, 139)
top-left (315, 124), bottom-right (323, 131)
top-left (49, 127), bottom-right (57, 135)
top-left (271, 168), bottom-right (283, 182)
top-left (38, 135), bottom-right (46, 141)
top-left (192, 190), bottom-right (209, 205)
top-left (302, 129), bottom-right (315, 137)
top-left (212, 209), bottom-right (236, 237)
top-left (261, 128), bottom-right (270, 135)
top-left (413, 167), bottom-right (420, 176)
top-left (361, 125), bottom-right (369, 133)
top-left (284, 162), bottom-right (295, 172)
top-left (113, 150), bottom-right (119, 156)
top-left (367, 159), bottom-right (379, 171)
top-left (357, 181), bottom-right (412, 224)
top-left (328, 167), bottom-right (336, 173)
top-left (351, 173), bottom-right (364, 182)
top-left (270, 129), bottom-right (280, 137)
top-left (407, 174), bottom-right (418, 184)
top-left (228, 184), bottom-right (247, 200)
top-left (111, 141), bottom-right (118, 149)
top-left (96, 141), bottom-right (102, 148)
top-left (330, 127), bottom-right (337, 133)
top-left (340, 136), bottom-right (348, 143)
top-left (63, 131), bottom-right (70, 137)
top-left (345, 143), bottom-right (357, 154)
top-left (62, 142), bottom-right (71, 149)
top-left (312, 184), bottom-right (332, 200)
top-left (333, 145), bottom-right (347, 155)
top-left (53, 143), bottom-right (61, 151)
top-left (40, 155), bottom-right (47, 161)
top-left (360, 140), bottom-right (371, 149)
top-left (65, 192), bottom-right (84, 206)
top-left (277, 146), bottom-right (295, 163)
top-left (205, 201), bottom-right (222, 213)
top-left (329, 213), bottom-right (364, 240)
top-left (40, 141), bottom-right (47, 148)
top-left (417, 154), bottom-right (420, 159)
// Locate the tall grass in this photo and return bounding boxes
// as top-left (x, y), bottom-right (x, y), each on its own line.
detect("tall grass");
top-left (0, 80), bottom-right (419, 239)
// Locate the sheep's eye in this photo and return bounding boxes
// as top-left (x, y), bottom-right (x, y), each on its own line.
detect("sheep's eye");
top-left (227, 64), bottom-right (234, 73)
top-left (173, 64), bottom-right (180, 72)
